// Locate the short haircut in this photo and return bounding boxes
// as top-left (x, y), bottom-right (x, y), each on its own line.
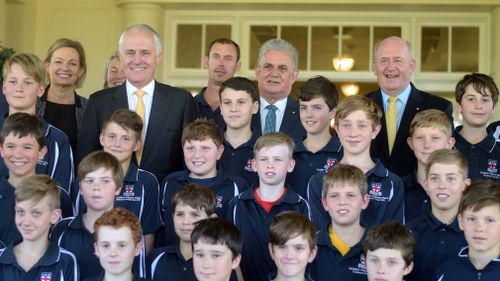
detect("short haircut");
top-left (322, 164), bottom-right (368, 198)
top-left (181, 119), bottom-right (223, 147)
top-left (77, 151), bottom-right (124, 190)
top-left (363, 221), bottom-right (415, 267)
top-left (269, 211), bottom-right (317, 249)
top-left (3, 53), bottom-right (47, 85)
top-left (171, 183), bottom-right (217, 216)
top-left (191, 217), bottom-right (242, 259)
top-left (219, 76), bottom-right (258, 102)
top-left (458, 180), bottom-right (500, 214)
top-left (409, 109), bottom-right (453, 138)
top-left (207, 38), bottom-right (240, 62)
top-left (253, 132), bottom-right (294, 159)
top-left (455, 72), bottom-right (499, 106)
top-left (119, 24), bottom-right (162, 55)
top-left (373, 36), bottom-right (414, 59)
top-left (297, 75), bottom-right (338, 110)
top-left (257, 38), bottom-right (298, 70)
top-left (425, 149), bottom-right (468, 178)
top-left (94, 207), bottom-right (143, 245)
top-left (103, 51), bottom-right (120, 88)
top-left (15, 175), bottom-right (60, 210)
top-left (45, 38), bottom-right (87, 88)
top-left (102, 109), bottom-right (143, 141)
top-left (0, 113), bottom-right (45, 148)
top-left (335, 95), bottom-right (382, 128)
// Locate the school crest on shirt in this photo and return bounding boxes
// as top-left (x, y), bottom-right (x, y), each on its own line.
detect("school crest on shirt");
top-left (124, 185), bottom-right (135, 197)
top-left (370, 182), bottom-right (382, 195)
top-left (487, 159), bottom-right (497, 174)
top-left (216, 195), bottom-right (223, 209)
top-left (244, 159), bottom-right (255, 172)
top-left (368, 182), bottom-right (390, 202)
top-left (348, 253), bottom-right (367, 275)
top-left (41, 272), bottom-right (52, 281)
top-left (322, 157), bottom-right (337, 171)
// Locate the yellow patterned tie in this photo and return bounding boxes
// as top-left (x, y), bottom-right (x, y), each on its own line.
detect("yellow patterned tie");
top-left (134, 89), bottom-right (145, 164)
top-left (387, 96), bottom-right (398, 154)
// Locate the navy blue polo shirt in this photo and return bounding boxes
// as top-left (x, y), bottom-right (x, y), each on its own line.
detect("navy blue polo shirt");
top-left (402, 170), bottom-right (430, 222)
top-left (454, 127), bottom-right (500, 181)
top-left (287, 134), bottom-right (343, 198)
top-left (309, 228), bottom-right (367, 281)
top-left (307, 159), bottom-right (405, 230)
top-left (148, 244), bottom-right (196, 281)
top-left (268, 272), bottom-right (314, 281)
top-left (219, 129), bottom-right (260, 186)
top-left (227, 186), bottom-right (311, 281)
top-left (0, 240), bottom-right (79, 281)
top-left (434, 247), bottom-right (500, 281)
top-left (161, 169), bottom-right (246, 245)
top-left (194, 88), bottom-right (225, 127)
top-left (407, 208), bottom-right (466, 281)
top-left (83, 272), bottom-right (149, 281)
top-left (487, 120), bottom-right (500, 140)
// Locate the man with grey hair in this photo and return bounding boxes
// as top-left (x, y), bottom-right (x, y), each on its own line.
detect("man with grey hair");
top-left (77, 24), bottom-right (198, 182)
top-left (252, 38), bottom-right (305, 143)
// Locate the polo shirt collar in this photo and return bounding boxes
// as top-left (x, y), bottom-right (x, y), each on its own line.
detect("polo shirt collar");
top-left (454, 126), bottom-right (497, 152)
top-left (316, 227), bottom-right (367, 259)
top-left (240, 185), bottom-right (299, 205)
top-left (0, 241), bottom-right (60, 266)
top-left (222, 129), bottom-right (259, 150)
top-left (174, 168), bottom-right (227, 186)
top-left (0, 177), bottom-right (14, 199)
top-left (424, 208), bottom-right (461, 232)
top-left (68, 214), bottom-right (86, 231)
top-left (294, 134), bottom-right (342, 154)
top-left (365, 159), bottom-right (389, 178)
top-left (124, 162), bottom-right (140, 183)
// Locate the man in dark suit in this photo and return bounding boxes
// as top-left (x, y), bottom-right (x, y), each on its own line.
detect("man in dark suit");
top-left (252, 39), bottom-right (305, 143)
top-left (77, 24), bottom-right (197, 182)
top-left (366, 36), bottom-right (453, 177)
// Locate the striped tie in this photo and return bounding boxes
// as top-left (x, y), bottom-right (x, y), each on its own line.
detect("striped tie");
top-left (263, 104), bottom-right (277, 134)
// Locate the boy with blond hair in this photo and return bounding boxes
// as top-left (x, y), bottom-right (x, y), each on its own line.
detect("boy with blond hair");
top-left (227, 132), bottom-right (310, 281)
top-left (407, 149), bottom-right (470, 281)
top-left (404, 109), bottom-right (455, 221)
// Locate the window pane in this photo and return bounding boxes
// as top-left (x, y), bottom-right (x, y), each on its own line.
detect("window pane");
top-left (421, 27), bottom-right (448, 72)
top-left (205, 25), bottom-right (232, 53)
top-left (250, 25), bottom-right (277, 66)
top-left (311, 26), bottom-right (339, 71)
top-left (281, 26), bottom-right (308, 70)
top-left (373, 26), bottom-right (401, 45)
top-left (451, 27), bottom-right (478, 72)
top-left (176, 24), bottom-right (202, 68)
top-left (343, 26), bottom-right (370, 71)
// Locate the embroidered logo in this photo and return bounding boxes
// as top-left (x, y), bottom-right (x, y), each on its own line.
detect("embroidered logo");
top-left (348, 253), bottom-right (367, 275)
top-left (487, 159), bottom-right (497, 174)
top-left (371, 182), bottom-right (382, 194)
top-left (41, 272), bottom-right (52, 281)
top-left (244, 159), bottom-right (255, 172)
top-left (123, 185), bottom-right (135, 197)
top-left (216, 195), bottom-right (223, 209)
top-left (323, 157), bottom-right (337, 171)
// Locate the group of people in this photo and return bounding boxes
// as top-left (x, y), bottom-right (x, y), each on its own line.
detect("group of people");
top-left (0, 22), bottom-right (498, 281)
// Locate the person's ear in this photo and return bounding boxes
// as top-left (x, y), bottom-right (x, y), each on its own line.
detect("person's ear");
top-left (231, 254), bottom-right (242, 269)
top-left (403, 261), bottom-right (414, 276)
top-left (308, 245), bottom-right (318, 263)
top-left (38, 145), bottom-right (48, 160)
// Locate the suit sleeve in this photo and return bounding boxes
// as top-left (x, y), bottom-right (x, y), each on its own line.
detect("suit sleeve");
top-left (76, 97), bottom-right (102, 164)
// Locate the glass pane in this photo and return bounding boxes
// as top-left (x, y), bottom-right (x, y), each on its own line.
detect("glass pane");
top-left (343, 26), bottom-right (370, 71)
top-left (421, 27), bottom-right (448, 72)
top-left (311, 26), bottom-right (339, 71)
top-left (176, 24), bottom-right (202, 68)
top-left (205, 25), bottom-right (232, 54)
top-left (250, 25), bottom-right (277, 67)
top-left (373, 26), bottom-right (401, 46)
top-left (451, 27), bottom-right (479, 72)
top-left (281, 26), bottom-right (308, 70)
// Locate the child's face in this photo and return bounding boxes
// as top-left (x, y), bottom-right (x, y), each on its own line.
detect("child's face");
top-left (100, 122), bottom-right (141, 164)
top-left (173, 203), bottom-right (211, 243)
top-left (366, 248), bottom-right (413, 281)
top-left (459, 205), bottom-right (500, 256)
top-left (80, 168), bottom-right (120, 212)
top-left (94, 226), bottom-right (141, 276)
top-left (0, 133), bottom-right (47, 179)
top-left (269, 235), bottom-right (317, 279)
top-left (193, 240), bottom-right (241, 281)
top-left (252, 144), bottom-right (295, 187)
top-left (322, 184), bottom-right (369, 227)
top-left (407, 127), bottom-right (454, 165)
top-left (3, 63), bottom-right (45, 112)
top-left (220, 88), bottom-right (258, 130)
top-left (15, 196), bottom-right (60, 242)
top-left (458, 84), bottom-right (495, 128)
top-left (183, 139), bottom-right (223, 179)
top-left (425, 163), bottom-right (470, 213)
top-left (299, 97), bottom-right (334, 136)
top-left (46, 47), bottom-right (84, 87)
top-left (335, 110), bottom-right (380, 156)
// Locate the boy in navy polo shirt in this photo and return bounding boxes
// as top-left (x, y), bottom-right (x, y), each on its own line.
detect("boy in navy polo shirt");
top-left (1, 53), bottom-right (74, 193)
top-left (287, 75), bottom-right (342, 198)
top-left (87, 207), bottom-right (148, 281)
top-left (0, 175), bottom-right (78, 281)
top-left (309, 164), bottom-right (369, 281)
top-left (162, 119), bottom-right (246, 245)
top-left (404, 109), bottom-right (455, 221)
top-left (407, 149), bottom-right (470, 281)
top-left (435, 180), bottom-right (500, 280)
top-left (453, 73), bottom-right (500, 181)
top-left (363, 222), bottom-right (415, 281)
top-left (227, 132), bottom-right (310, 281)
top-left (149, 184), bottom-right (217, 281)
top-left (307, 95), bottom-right (404, 230)
top-left (218, 76), bottom-right (260, 186)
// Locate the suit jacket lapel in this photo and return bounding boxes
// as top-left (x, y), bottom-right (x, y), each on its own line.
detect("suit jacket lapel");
top-left (373, 90), bottom-right (390, 158)
top-left (111, 84), bottom-right (129, 111)
top-left (393, 83), bottom-right (423, 154)
top-left (279, 97), bottom-right (299, 133)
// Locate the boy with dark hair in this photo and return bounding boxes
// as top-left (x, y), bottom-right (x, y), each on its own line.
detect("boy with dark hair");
top-left (218, 76), bottom-right (260, 186)
top-left (363, 221), bottom-right (415, 281)
top-left (162, 119), bottom-right (246, 245)
top-left (0, 175), bottom-right (79, 281)
top-left (435, 180), bottom-right (500, 280)
top-left (453, 72), bottom-right (499, 181)
top-left (287, 75), bottom-right (342, 198)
